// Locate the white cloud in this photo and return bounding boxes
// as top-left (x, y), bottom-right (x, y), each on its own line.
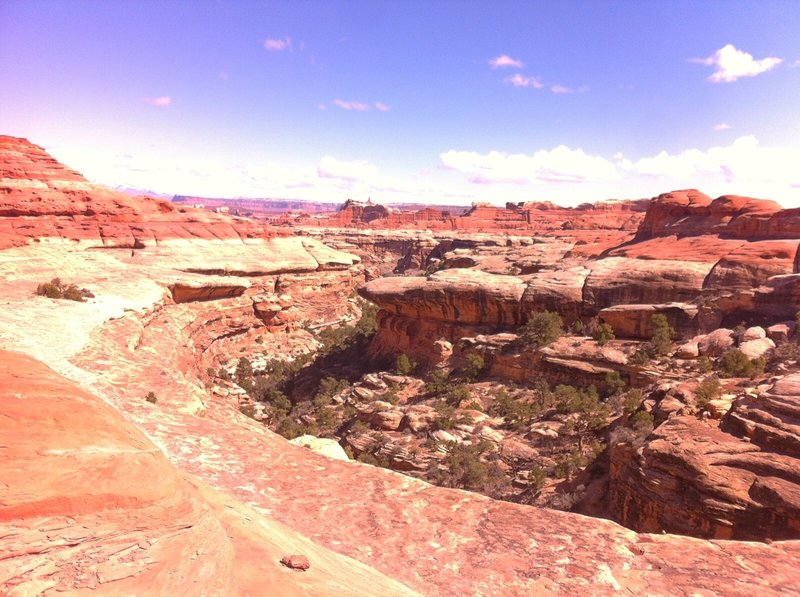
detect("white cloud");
top-left (713, 122), bottom-right (732, 131)
top-left (332, 99), bottom-right (371, 111)
top-left (264, 37), bottom-right (292, 51)
top-left (489, 54), bottom-right (524, 69)
top-left (317, 156), bottom-right (379, 183)
top-left (143, 96), bottom-right (172, 107)
top-left (693, 44), bottom-right (782, 82)
top-left (551, 84), bottom-right (573, 94)
top-left (504, 74), bottom-right (543, 89)
top-left (440, 147), bottom-right (620, 184)
top-left (440, 136), bottom-right (800, 202)
top-left (619, 136), bottom-right (800, 188)
top-left (374, 101), bottom-right (391, 112)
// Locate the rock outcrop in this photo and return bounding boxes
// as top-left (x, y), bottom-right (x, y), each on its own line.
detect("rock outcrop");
top-left (610, 374), bottom-right (800, 541)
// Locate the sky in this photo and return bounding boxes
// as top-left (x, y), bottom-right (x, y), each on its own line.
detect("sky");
top-left (1, 0), bottom-right (800, 207)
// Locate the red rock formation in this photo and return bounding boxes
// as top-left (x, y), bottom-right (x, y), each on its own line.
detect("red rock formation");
top-left (0, 135), bottom-right (284, 249)
top-left (610, 375), bottom-right (800, 540)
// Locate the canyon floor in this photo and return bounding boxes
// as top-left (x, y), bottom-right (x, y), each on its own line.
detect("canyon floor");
top-left (1, 136), bottom-right (800, 596)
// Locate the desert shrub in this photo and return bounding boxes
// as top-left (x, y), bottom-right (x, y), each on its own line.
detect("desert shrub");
top-left (444, 383), bottom-right (471, 407)
top-left (490, 388), bottom-right (541, 430)
top-left (431, 400), bottom-right (457, 430)
top-left (718, 349), bottom-right (764, 378)
top-left (602, 371), bottom-right (626, 398)
top-left (61, 284), bottom-right (84, 302)
top-left (424, 369), bottom-right (450, 395)
top-left (571, 320), bottom-right (586, 335)
top-left (461, 353), bottom-right (486, 381)
top-left (144, 391), bottom-right (157, 404)
top-left (554, 384), bottom-right (610, 432)
top-left (276, 416), bottom-right (306, 440)
top-left (383, 388), bottom-right (400, 405)
top-left (349, 419), bottom-right (370, 435)
top-left (594, 323), bottom-right (615, 346)
top-left (649, 314), bottom-right (674, 355)
top-left (235, 357), bottom-right (253, 382)
top-left (697, 355), bottom-right (713, 373)
top-left (554, 448), bottom-right (585, 480)
top-left (766, 341), bottom-right (800, 372)
top-left (629, 349), bottom-right (651, 365)
top-left (429, 440), bottom-right (503, 492)
top-left (395, 353), bottom-right (416, 375)
top-left (35, 277), bottom-right (86, 302)
top-left (312, 376), bottom-right (348, 407)
top-left (621, 388), bottom-right (644, 414)
top-left (695, 377), bottom-right (722, 409)
top-left (315, 406), bottom-right (338, 434)
top-left (518, 311), bottom-right (563, 348)
top-left (629, 410), bottom-right (654, 435)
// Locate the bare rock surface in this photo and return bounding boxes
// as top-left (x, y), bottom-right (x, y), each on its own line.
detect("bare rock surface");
top-left (0, 351), bottom-right (419, 596)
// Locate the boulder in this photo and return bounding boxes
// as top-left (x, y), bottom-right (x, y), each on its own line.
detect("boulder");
top-left (738, 337), bottom-right (775, 360)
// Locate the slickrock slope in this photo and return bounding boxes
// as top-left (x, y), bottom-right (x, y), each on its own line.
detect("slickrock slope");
top-left (0, 351), bottom-right (420, 596)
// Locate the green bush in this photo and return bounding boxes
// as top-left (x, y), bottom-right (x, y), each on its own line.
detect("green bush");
top-left (602, 371), bottom-right (626, 398)
top-left (395, 353), bottom-right (416, 375)
top-left (629, 349), bottom-right (651, 365)
top-left (649, 314), bottom-right (674, 355)
top-left (429, 441), bottom-right (502, 491)
top-left (695, 377), bottom-right (721, 409)
top-left (461, 353), bottom-right (486, 381)
top-left (444, 383), bottom-right (471, 407)
top-left (718, 349), bottom-right (764, 378)
top-left (424, 369), bottom-right (450, 395)
top-left (518, 311), bottom-right (564, 348)
top-left (594, 323), bottom-right (615, 346)
top-left (697, 355), bottom-right (713, 373)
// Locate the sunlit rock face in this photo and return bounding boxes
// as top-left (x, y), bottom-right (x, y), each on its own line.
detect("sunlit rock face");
top-left (2, 136), bottom-right (800, 595)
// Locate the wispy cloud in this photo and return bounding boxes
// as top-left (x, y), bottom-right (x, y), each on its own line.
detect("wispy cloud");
top-left (317, 156), bottom-right (379, 182)
top-left (264, 37), bottom-right (292, 51)
top-left (504, 74), bottom-right (542, 89)
top-left (714, 122), bottom-right (732, 131)
top-left (489, 54), bottom-right (523, 69)
top-left (550, 84), bottom-right (573, 94)
top-left (143, 96), bottom-right (172, 107)
top-left (692, 44), bottom-right (781, 83)
top-left (374, 101), bottom-right (391, 112)
top-left (441, 147), bottom-right (619, 185)
top-left (332, 99), bottom-right (371, 111)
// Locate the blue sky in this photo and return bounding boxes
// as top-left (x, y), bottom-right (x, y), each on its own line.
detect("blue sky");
top-left (1, 0), bottom-right (799, 206)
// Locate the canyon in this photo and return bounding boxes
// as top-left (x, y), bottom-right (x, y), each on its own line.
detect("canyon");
top-left (2, 135), bottom-right (800, 595)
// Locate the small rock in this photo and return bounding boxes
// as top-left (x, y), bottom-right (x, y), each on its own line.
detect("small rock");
top-left (767, 322), bottom-right (795, 344)
top-left (675, 341), bottom-right (699, 359)
top-left (280, 555), bottom-right (310, 571)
